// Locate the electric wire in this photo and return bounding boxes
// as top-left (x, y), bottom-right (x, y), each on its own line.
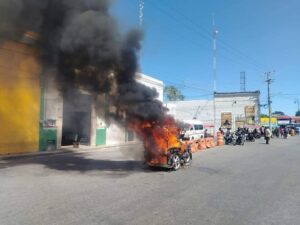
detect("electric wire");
top-left (147, 0), bottom-right (267, 73)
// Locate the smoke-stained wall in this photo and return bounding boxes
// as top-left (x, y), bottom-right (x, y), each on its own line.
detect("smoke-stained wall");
top-left (0, 41), bottom-right (41, 154)
top-left (0, 0), bottom-right (169, 153)
top-left (93, 73), bottom-right (164, 146)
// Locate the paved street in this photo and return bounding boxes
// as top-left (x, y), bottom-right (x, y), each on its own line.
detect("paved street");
top-left (1, 136), bottom-right (300, 225)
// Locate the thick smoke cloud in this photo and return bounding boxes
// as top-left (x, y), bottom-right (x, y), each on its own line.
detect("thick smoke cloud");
top-left (0, 0), bottom-right (166, 127)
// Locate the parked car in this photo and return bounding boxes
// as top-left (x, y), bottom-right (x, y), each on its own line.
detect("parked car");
top-left (294, 124), bottom-right (300, 133)
top-left (180, 120), bottom-right (205, 140)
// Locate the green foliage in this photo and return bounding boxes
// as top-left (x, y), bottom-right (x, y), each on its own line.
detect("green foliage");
top-left (296, 110), bottom-right (300, 116)
top-left (164, 85), bottom-right (185, 101)
top-left (260, 114), bottom-right (269, 118)
top-left (272, 111), bottom-right (285, 116)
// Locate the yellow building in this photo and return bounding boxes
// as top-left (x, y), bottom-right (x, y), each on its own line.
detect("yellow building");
top-left (0, 41), bottom-right (41, 154)
top-left (0, 39), bottom-right (163, 155)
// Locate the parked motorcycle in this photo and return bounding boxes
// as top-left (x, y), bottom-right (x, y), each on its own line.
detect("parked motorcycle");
top-left (245, 132), bottom-right (255, 142)
top-left (224, 133), bottom-right (234, 145)
top-left (234, 132), bottom-right (245, 145)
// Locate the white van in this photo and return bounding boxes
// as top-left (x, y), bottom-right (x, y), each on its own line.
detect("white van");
top-left (180, 120), bottom-right (205, 140)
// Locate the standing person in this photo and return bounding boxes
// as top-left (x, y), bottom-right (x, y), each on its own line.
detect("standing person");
top-left (275, 127), bottom-right (279, 138)
top-left (204, 129), bottom-right (208, 138)
top-left (280, 127), bottom-right (284, 138)
top-left (264, 127), bottom-right (272, 144)
top-left (260, 126), bottom-right (265, 137)
top-left (284, 126), bottom-right (288, 139)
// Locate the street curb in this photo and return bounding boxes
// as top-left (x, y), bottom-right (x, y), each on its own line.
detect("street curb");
top-left (0, 141), bottom-right (143, 160)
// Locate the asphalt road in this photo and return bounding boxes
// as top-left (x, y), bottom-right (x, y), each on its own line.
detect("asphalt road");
top-left (1, 136), bottom-right (300, 225)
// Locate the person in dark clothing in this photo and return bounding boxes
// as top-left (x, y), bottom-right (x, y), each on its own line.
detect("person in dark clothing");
top-left (274, 127), bottom-right (279, 138)
top-left (283, 127), bottom-right (288, 139)
top-left (260, 126), bottom-right (265, 136)
top-left (204, 129), bottom-right (208, 138)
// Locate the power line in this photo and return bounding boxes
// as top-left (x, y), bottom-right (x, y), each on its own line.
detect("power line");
top-left (129, 0), bottom-right (266, 75)
top-left (295, 99), bottom-right (300, 112)
top-left (147, 0), bottom-right (267, 72)
top-left (164, 79), bottom-right (212, 94)
top-left (128, 1), bottom-right (267, 94)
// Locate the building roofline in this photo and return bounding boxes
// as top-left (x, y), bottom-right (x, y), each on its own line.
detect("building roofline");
top-left (135, 72), bottom-right (164, 86)
top-left (164, 99), bottom-right (211, 104)
top-left (214, 91), bottom-right (260, 98)
top-left (214, 91), bottom-right (260, 95)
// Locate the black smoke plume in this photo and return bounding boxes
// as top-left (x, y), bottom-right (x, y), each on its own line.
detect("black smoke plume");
top-left (0, 0), bottom-right (166, 127)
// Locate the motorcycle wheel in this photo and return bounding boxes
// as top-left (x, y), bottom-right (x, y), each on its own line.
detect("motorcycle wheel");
top-left (184, 152), bottom-right (192, 164)
top-left (173, 154), bottom-right (181, 171)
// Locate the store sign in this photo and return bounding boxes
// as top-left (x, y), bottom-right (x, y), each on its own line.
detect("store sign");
top-left (245, 106), bottom-right (255, 125)
top-left (260, 117), bottom-right (278, 126)
top-left (221, 112), bottom-right (232, 128)
top-left (245, 106), bottom-right (255, 115)
top-left (277, 120), bottom-right (290, 125)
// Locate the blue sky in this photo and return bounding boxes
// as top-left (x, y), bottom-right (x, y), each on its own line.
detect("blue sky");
top-left (111, 0), bottom-right (300, 116)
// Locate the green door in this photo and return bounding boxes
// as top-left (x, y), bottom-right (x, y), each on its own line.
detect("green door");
top-left (39, 128), bottom-right (57, 151)
top-left (96, 128), bottom-right (106, 146)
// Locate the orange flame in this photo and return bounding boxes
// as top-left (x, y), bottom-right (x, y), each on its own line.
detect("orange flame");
top-left (129, 116), bottom-right (181, 165)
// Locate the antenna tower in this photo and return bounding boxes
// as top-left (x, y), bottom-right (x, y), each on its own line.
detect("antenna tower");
top-left (139, 0), bottom-right (144, 27)
top-left (240, 71), bottom-right (246, 92)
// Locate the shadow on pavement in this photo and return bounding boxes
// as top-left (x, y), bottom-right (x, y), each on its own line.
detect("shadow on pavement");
top-left (0, 152), bottom-right (168, 176)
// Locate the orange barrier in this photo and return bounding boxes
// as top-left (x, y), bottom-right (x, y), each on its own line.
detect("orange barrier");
top-left (190, 140), bottom-right (198, 153)
top-left (210, 137), bottom-right (215, 147)
top-left (205, 137), bottom-right (216, 149)
top-left (217, 132), bottom-right (224, 146)
top-left (198, 138), bottom-right (206, 150)
top-left (291, 129), bottom-right (296, 136)
top-left (205, 138), bottom-right (211, 148)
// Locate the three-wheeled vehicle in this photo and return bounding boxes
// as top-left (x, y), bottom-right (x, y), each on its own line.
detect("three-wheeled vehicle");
top-left (146, 140), bottom-right (192, 171)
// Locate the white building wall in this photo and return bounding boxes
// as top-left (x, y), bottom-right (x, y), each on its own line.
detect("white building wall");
top-left (165, 91), bottom-right (260, 131)
top-left (136, 73), bottom-right (164, 102)
top-left (50, 71), bottom-right (164, 148)
top-left (43, 69), bottom-right (63, 149)
top-left (104, 73), bottom-right (164, 146)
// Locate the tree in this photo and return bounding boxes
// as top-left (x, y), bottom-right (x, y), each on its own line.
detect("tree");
top-left (164, 85), bottom-right (185, 101)
top-left (272, 111), bottom-right (285, 116)
top-left (260, 114), bottom-right (269, 118)
top-left (296, 110), bottom-right (300, 116)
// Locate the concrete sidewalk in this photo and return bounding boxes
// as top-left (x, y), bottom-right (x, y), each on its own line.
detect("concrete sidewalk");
top-left (0, 141), bottom-right (143, 160)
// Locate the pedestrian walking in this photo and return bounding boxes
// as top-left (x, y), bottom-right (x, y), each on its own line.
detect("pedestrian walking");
top-left (264, 127), bottom-right (271, 144)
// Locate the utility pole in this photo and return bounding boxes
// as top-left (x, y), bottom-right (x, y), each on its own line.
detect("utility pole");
top-left (212, 15), bottom-right (218, 92)
top-left (295, 99), bottom-right (300, 112)
top-left (139, 0), bottom-right (144, 27)
top-left (265, 71), bottom-right (275, 129)
top-left (212, 14), bottom-right (218, 138)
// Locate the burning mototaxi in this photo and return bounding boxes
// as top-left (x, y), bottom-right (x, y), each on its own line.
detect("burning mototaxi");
top-left (145, 136), bottom-right (192, 170)
top-left (131, 117), bottom-right (192, 171)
